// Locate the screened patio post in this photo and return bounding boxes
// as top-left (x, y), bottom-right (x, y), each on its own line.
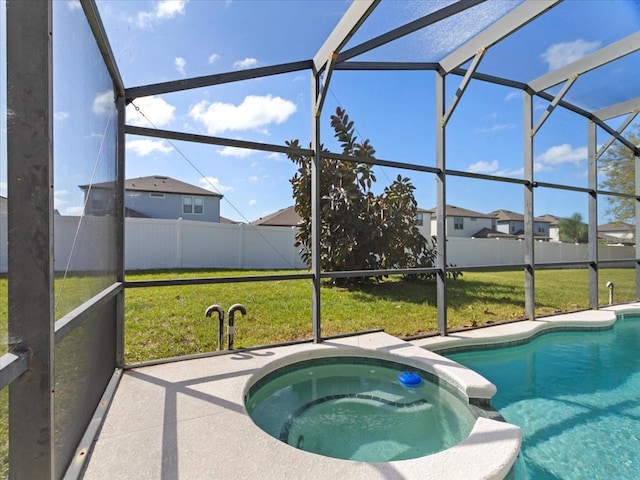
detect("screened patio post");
top-left (311, 71), bottom-right (322, 342)
top-left (588, 120), bottom-right (598, 308)
top-left (435, 71), bottom-right (447, 335)
top-left (523, 91), bottom-right (535, 320)
top-left (7, 0), bottom-right (55, 477)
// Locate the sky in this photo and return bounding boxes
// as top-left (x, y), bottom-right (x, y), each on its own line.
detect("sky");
top-left (2, 0), bottom-right (640, 224)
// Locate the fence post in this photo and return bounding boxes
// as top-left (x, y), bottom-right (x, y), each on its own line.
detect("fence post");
top-left (239, 223), bottom-right (245, 269)
top-left (177, 218), bottom-right (183, 268)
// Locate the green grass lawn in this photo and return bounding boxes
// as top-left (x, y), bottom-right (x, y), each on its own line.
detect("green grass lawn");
top-left (0, 267), bottom-right (637, 477)
top-left (123, 267), bottom-right (638, 363)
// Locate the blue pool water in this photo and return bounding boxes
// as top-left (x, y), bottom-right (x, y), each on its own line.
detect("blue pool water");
top-left (245, 357), bottom-right (476, 462)
top-left (449, 315), bottom-right (640, 480)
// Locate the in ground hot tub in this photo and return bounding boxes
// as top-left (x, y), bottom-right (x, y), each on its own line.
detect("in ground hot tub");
top-left (244, 354), bottom-right (478, 462)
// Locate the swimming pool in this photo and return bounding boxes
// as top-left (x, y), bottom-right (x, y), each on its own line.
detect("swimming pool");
top-left (245, 356), bottom-right (477, 462)
top-left (448, 314), bottom-right (640, 479)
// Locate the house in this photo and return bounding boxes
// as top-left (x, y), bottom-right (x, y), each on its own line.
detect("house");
top-left (598, 221), bottom-right (635, 244)
top-left (425, 205), bottom-right (496, 238)
top-left (538, 214), bottom-right (561, 242)
top-left (251, 206), bottom-right (301, 227)
top-left (80, 175), bottom-right (223, 222)
top-left (491, 209), bottom-right (551, 241)
top-left (252, 205), bottom-right (432, 238)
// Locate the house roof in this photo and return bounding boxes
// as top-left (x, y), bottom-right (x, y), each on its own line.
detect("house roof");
top-left (424, 205), bottom-right (495, 219)
top-left (598, 221), bottom-right (634, 233)
top-left (491, 209), bottom-right (551, 224)
top-left (471, 227), bottom-right (517, 239)
top-left (80, 176), bottom-right (223, 198)
top-left (220, 216), bottom-right (244, 224)
top-left (537, 214), bottom-right (561, 226)
top-left (251, 206), bottom-right (301, 227)
top-left (125, 207), bottom-right (150, 218)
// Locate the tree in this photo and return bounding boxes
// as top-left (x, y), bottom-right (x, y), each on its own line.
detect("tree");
top-left (286, 107), bottom-right (435, 284)
top-left (599, 124), bottom-right (639, 224)
top-left (559, 212), bottom-right (587, 243)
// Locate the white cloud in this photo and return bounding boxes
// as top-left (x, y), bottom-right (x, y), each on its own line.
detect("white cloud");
top-left (0, 182), bottom-right (6, 197)
top-left (175, 57), bottom-right (186, 76)
top-left (266, 152), bottom-right (284, 161)
top-left (248, 175), bottom-right (259, 182)
top-left (541, 39), bottom-right (601, 71)
top-left (233, 57), bottom-right (259, 70)
top-left (218, 146), bottom-right (254, 158)
top-left (248, 199), bottom-right (257, 206)
top-left (208, 53), bottom-right (220, 64)
top-left (92, 90), bottom-right (114, 115)
top-left (135, 0), bottom-right (187, 28)
top-left (126, 96), bottom-right (176, 127)
top-left (474, 123), bottom-right (515, 134)
top-left (126, 139), bottom-right (173, 156)
top-left (535, 144), bottom-right (587, 166)
top-left (468, 160), bottom-right (499, 174)
top-left (189, 94), bottom-right (297, 135)
top-left (505, 91), bottom-right (521, 102)
top-left (54, 111), bottom-right (70, 121)
top-left (198, 176), bottom-right (234, 194)
top-left (67, 1), bottom-right (81, 10)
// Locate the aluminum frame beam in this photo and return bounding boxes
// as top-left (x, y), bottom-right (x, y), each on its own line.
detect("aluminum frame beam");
top-left (443, 48), bottom-right (486, 126)
top-left (595, 97), bottom-right (640, 121)
top-left (531, 75), bottom-right (577, 136)
top-left (530, 31), bottom-right (640, 93)
top-left (435, 72), bottom-right (447, 335)
top-left (125, 60), bottom-right (312, 101)
top-left (337, 0), bottom-right (485, 65)
top-left (81, 0), bottom-right (124, 97)
top-left (311, 73), bottom-right (322, 342)
top-left (596, 111), bottom-right (639, 160)
top-left (7, 1), bottom-right (55, 477)
top-left (440, 0), bottom-right (561, 73)
top-left (523, 92), bottom-right (535, 321)
top-left (125, 125), bottom-right (314, 157)
top-left (315, 53), bottom-right (338, 117)
top-left (313, 0), bottom-right (379, 72)
top-left (588, 121), bottom-right (598, 308)
top-left (636, 151), bottom-right (640, 299)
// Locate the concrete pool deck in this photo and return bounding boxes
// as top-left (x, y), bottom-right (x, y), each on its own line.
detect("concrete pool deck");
top-left (84, 305), bottom-right (640, 479)
top-left (82, 332), bottom-right (521, 480)
top-left (411, 306), bottom-right (632, 353)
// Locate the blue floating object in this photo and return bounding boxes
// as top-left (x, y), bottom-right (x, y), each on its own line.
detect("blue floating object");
top-left (398, 371), bottom-right (423, 388)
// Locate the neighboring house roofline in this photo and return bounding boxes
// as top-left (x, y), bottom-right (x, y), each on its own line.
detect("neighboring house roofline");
top-left (425, 205), bottom-right (496, 219)
top-left (491, 209), bottom-right (551, 224)
top-left (598, 221), bottom-right (634, 232)
top-left (79, 175), bottom-right (223, 198)
top-left (251, 205), bottom-right (301, 227)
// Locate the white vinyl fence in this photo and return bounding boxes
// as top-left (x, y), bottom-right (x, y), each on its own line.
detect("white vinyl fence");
top-left (0, 214), bottom-right (634, 272)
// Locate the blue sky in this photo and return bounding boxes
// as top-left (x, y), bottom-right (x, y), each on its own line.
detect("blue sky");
top-left (3, 0), bottom-right (639, 224)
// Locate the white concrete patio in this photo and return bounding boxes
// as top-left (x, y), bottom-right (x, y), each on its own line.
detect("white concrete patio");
top-left (82, 332), bottom-right (522, 480)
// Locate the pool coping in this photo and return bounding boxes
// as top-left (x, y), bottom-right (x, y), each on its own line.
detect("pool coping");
top-left (83, 331), bottom-right (521, 480)
top-left (409, 306), bottom-right (636, 354)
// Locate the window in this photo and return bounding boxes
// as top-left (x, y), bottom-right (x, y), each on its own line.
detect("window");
top-left (183, 196), bottom-right (204, 214)
top-left (454, 217), bottom-right (464, 230)
top-left (91, 190), bottom-right (105, 211)
top-left (149, 192), bottom-right (165, 198)
top-left (182, 196), bottom-right (192, 214)
top-left (415, 213), bottom-right (423, 226)
top-left (194, 197), bottom-right (204, 214)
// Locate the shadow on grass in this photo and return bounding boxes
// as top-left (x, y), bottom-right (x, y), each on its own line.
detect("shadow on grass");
top-left (329, 277), bottom-right (526, 308)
